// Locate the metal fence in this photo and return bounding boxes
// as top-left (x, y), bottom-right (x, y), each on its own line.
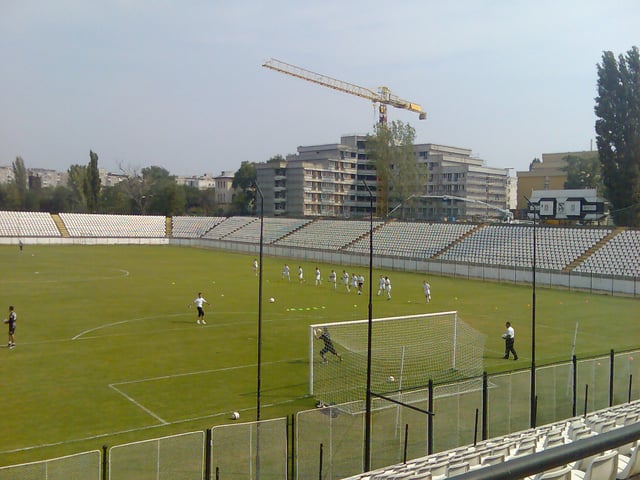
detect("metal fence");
top-left (211, 417), bottom-right (288, 479)
top-left (0, 450), bottom-right (101, 480)
top-left (1, 349), bottom-right (638, 479)
top-left (108, 431), bottom-right (204, 479)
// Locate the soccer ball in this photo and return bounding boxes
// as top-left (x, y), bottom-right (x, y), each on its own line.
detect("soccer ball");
top-left (501, 333), bottom-right (507, 339)
top-left (232, 411), bottom-right (240, 420)
top-left (388, 375), bottom-right (395, 382)
top-left (269, 297), bottom-right (275, 303)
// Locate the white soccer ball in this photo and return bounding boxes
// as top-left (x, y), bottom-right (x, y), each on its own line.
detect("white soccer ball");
top-left (269, 297), bottom-right (275, 303)
top-left (232, 411), bottom-right (240, 420)
top-left (388, 375), bottom-right (395, 383)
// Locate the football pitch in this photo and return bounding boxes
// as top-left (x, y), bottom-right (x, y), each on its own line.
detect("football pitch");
top-left (0, 244), bottom-right (638, 467)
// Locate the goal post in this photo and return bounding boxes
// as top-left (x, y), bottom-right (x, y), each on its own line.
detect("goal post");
top-left (309, 311), bottom-right (485, 410)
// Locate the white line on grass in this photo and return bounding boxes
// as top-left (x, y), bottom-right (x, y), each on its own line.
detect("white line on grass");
top-left (4, 268), bottom-right (130, 285)
top-left (72, 313), bottom-right (187, 340)
top-left (0, 400), bottom-right (304, 454)
top-left (108, 384), bottom-right (169, 425)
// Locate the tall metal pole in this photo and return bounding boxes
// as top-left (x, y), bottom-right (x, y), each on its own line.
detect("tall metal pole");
top-left (363, 180), bottom-right (374, 472)
top-left (255, 182), bottom-right (265, 480)
top-left (525, 196), bottom-right (537, 428)
top-left (255, 183), bottom-right (265, 421)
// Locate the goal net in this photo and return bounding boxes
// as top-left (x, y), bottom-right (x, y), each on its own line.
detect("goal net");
top-left (309, 311), bottom-right (485, 412)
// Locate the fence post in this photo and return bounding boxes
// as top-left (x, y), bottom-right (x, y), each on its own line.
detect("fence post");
top-left (572, 355), bottom-right (577, 417)
top-left (609, 349), bottom-right (615, 407)
top-left (428, 379), bottom-right (434, 455)
top-left (102, 445), bottom-right (108, 480)
top-left (205, 429), bottom-right (212, 480)
top-left (482, 371), bottom-right (488, 441)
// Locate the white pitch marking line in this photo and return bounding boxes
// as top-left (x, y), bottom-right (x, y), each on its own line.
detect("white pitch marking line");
top-left (72, 313), bottom-right (186, 340)
top-left (108, 384), bottom-right (168, 425)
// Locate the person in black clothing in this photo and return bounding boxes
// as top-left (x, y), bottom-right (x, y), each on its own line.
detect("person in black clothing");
top-left (4, 306), bottom-right (16, 349)
top-left (317, 327), bottom-right (342, 363)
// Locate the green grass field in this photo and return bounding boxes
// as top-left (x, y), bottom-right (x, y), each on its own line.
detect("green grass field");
top-left (0, 244), bottom-right (638, 467)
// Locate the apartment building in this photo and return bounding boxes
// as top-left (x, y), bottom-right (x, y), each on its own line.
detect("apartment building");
top-left (256, 136), bottom-right (511, 221)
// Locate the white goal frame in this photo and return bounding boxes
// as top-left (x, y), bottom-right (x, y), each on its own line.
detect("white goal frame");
top-left (309, 311), bottom-right (460, 395)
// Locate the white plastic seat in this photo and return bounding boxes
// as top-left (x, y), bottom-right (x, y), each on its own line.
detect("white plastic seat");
top-left (533, 465), bottom-right (573, 480)
top-left (570, 450), bottom-right (618, 480)
top-left (616, 442), bottom-right (640, 479)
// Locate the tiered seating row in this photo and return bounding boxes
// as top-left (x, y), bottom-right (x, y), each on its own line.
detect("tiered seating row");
top-left (222, 217), bottom-right (313, 244)
top-left (342, 400), bottom-right (640, 479)
top-left (0, 211), bottom-right (61, 237)
top-left (344, 222), bottom-right (476, 258)
top-left (1, 212), bottom-right (638, 279)
top-left (202, 216), bottom-right (257, 239)
top-left (574, 230), bottom-right (640, 277)
top-left (172, 216), bottom-right (227, 238)
top-left (274, 220), bottom-right (384, 250)
top-left (59, 213), bottom-right (166, 237)
top-left (438, 225), bottom-right (611, 271)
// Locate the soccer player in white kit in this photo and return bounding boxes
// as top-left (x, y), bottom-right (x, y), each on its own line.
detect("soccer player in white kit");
top-left (282, 264), bottom-right (290, 281)
top-left (329, 270), bottom-right (337, 289)
top-left (192, 292), bottom-right (210, 325)
top-left (384, 276), bottom-right (392, 300)
top-left (315, 267), bottom-right (321, 286)
top-left (298, 266), bottom-right (304, 283)
top-left (342, 270), bottom-right (350, 292)
top-left (423, 281), bottom-right (431, 303)
top-left (377, 275), bottom-right (386, 296)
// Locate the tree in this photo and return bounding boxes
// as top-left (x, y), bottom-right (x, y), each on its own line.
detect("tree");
top-left (595, 46), bottom-right (640, 227)
top-left (12, 156), bottom-right (28, 209)
top-left (232, 161), bottom-right (257, 214)
top-left (529, 157), bottom-right (541, 171)
top-left (366, 121), bottom-right (420, 217)
top-left (85, 150), bottom-right (101, 213)
top-left (67, 164), bottom-right (87, 212)
top-left (563, 154), bottom-right (604, 191)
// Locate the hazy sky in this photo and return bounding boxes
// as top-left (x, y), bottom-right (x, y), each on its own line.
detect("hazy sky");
top-left (1, 1), bottom-right (638, 177)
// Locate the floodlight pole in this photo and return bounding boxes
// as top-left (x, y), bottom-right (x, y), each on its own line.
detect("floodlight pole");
top-left (255, 182), bottom-right (265, 422)
top-left (254, 182), bottom-right (265, 480)
top-left (525, 196), bottom-right (537, 428)
top-left (363, 179), bottom-right (374, 472)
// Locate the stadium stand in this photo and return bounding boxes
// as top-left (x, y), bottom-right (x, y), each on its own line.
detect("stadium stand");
top-left (59, 213), bottom-right (166, 237)
top-left (0, 211), bottom-right (61, 237)
top-left (222, 217), bottom-right (313, 244)
top-left (341, 400), bottom-right (640, 479)
top-left (437, 225), bottom-right (611, 270)
top-left (171, 216), bottom-right (226, 238)
top-left (344, 222), bottom-right (477, 258)
top-left (275, 219), bottom-right (384, 250)
top-left (574, 230), bottom-right (640, 277)
top-left (201, 216), bottom-right (257, 239)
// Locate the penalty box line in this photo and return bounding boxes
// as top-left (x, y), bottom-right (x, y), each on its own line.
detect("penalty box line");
top-left (108, 358), bottom-right (304, 424)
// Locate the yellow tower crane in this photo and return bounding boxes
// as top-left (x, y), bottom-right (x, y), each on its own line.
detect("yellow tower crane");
top-left (262, 58), bottom-right (426, 124)
top-left (263, 58), bottom-right (426, 217)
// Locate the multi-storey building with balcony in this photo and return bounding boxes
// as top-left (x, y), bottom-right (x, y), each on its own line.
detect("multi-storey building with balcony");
top-left (414, 144), bottom-right (511, 221)
top-left (256, 136), bottom-right (511, 221)
top-left (256, 135), bottom-right (372, 217)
